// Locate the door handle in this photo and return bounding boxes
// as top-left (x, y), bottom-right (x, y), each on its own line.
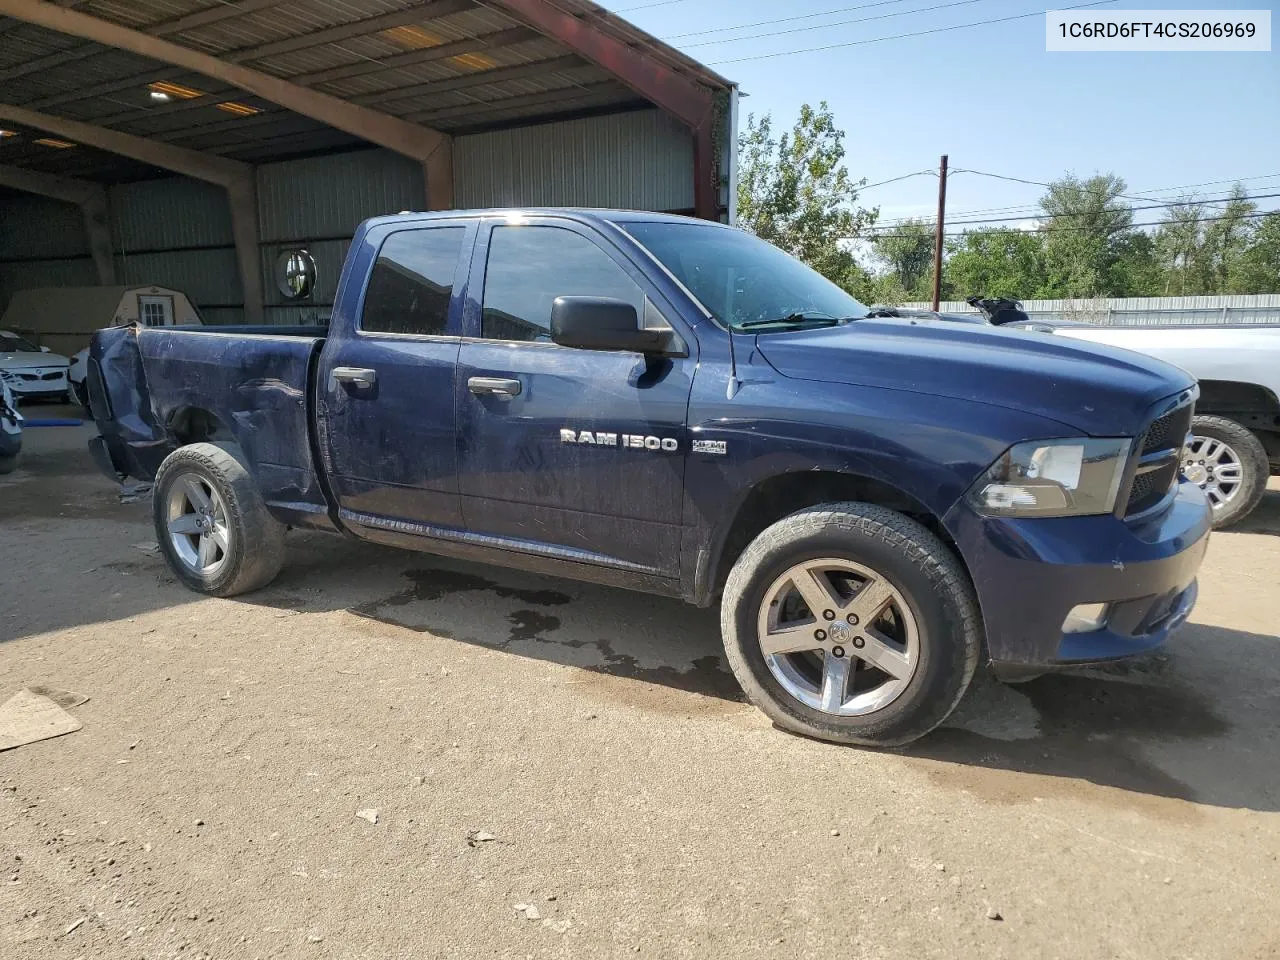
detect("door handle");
top-left (468, 377), bottom-right (522, 398)
top-left (330, 366), bottom-right (377, 390)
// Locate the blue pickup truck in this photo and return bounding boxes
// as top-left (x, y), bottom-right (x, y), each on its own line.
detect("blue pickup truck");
top-left (87, 209), bottom-right (1212, 746)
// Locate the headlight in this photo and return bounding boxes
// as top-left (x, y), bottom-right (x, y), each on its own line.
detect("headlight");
top-left (967, 438), bottom-right (1131, 517)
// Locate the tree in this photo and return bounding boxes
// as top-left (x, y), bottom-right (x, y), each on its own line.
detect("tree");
top-left (1154, 186), bottom-right (1258, 295)
top-left (1155, 199), bottom-right (1208, 294)
top-left (1200, 186), bottom-right (1257, 292)
top-left (1106, 229), bottom-right (1163, 297)
top-left (737, 102), bottom-right (876, 291)
top-left (1228, 211), bottom-right (1280, 294)
top-left (870, 219), bottom-right (935, 300)
top-left (944, 228), bottom-right (1046, 300)
top-left (1038, 173), bottom-right (1134, 297)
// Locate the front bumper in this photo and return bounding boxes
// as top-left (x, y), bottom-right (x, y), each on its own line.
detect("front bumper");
top-left (946, 480), bottom-right (1212, 677)
top-left (6, 374), bottom-right (69, 397)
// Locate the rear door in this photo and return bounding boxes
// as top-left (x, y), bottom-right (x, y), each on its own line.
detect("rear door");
top-left (318, 219), bottom-right (473, 530)
top-left (455, 217), bottom-right (695, 577)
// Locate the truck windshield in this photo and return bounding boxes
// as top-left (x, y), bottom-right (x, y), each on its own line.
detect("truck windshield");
top-left (620, 221), bottom-right (868, 332)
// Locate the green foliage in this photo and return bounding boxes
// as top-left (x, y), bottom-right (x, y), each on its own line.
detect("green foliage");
top-left (939, 177), bottom-right (1272, 301)
top-left (870, 219), bottom-right (935, 300)
top-left (736, 102), bottom-right (876, 293)
top-left (1037, 174), bottom-right (1133, 298)
top-left (736, 104), bottom-right (1277, 301)
top-left (1227, 212), bottom-right (1280, 294)
top-left (945, 228), bottom-right (1046, 299)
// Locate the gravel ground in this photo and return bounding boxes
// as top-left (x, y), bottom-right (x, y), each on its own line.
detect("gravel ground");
top-left (2, 416), bottom-right (1279, 960)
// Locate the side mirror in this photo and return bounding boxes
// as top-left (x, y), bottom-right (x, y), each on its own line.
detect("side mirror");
top-left (551, 297), bottom-right (666, 353)
top-left (275, 248), bottom-right (317, 300)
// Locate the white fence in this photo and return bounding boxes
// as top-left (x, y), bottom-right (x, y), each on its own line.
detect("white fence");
top-left (902, 294), bottom-right (1280, 326)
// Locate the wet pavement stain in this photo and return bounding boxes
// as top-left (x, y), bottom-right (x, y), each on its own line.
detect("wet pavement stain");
top-left (506, 609), bottom-right (562, 645)
top-left (911, 669), bottom-right (1232, 811)
top-left (349, 565), bottom-right (743, 705)
top-left (355, 567), bottom-right (573, 612)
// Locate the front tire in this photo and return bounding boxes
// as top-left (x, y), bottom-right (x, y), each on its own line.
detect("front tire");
top-left (720, 503), bottom-right (982, 747)
top-left (152, 442), bottom-right (285, 596)
top-left (1184, 415), bottom-right (1268, 528)
top-left (0, 454), bottom-right (16, 475)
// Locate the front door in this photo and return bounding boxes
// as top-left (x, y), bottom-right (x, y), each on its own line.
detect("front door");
top-left (456, 218), bottom-right (695, 577)
top-left (317, 220), bottom-right (473, 530)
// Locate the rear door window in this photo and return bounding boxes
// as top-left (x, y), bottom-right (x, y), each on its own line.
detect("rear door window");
top-left (362, 227), bottom-right (465, 336)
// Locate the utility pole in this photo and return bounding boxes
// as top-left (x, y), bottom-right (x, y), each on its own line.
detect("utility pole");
top-left (932, 154), bottom-right (948, 311)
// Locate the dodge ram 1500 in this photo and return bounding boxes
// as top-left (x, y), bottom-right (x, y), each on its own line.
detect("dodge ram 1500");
top-left (87, 209), bottom-right (1212, 746)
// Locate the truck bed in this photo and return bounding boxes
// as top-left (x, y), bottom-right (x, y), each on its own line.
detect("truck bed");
top-left (89, 323), bottom-right (334, 528)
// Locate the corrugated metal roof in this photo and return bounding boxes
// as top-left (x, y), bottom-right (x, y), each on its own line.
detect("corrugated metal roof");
top-left (0, 0), bottom-right (732, 183)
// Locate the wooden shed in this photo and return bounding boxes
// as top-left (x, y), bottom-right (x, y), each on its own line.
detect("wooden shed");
top-left (0, 285), bottom-right (200, 357)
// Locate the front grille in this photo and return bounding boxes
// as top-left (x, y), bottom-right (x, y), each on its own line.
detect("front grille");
top-left (40, 371), bottom-right (64, 381)
top-left (1125, 394), bottom-right (1194, 517)
top-left (1126, 461), bottom-right (1182, 515)
top-left (1142, 403), bottom-right (1193, 455)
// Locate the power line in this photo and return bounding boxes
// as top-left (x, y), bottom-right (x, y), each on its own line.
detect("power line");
top-left (681, 0), bottom-right (994, 49)
top-left (860, 170), bottom-right (937, 190)
top-left (864, 208), bottom-right (1275, 240)
top-left (954, 167), bottom-right (1174, 206)
top-left (662, 0), bottom-right (919, 40)
top-left (873, 171), bottom-right (1280, 226)
top-left (865, 190), bottom-right (1280, 231)
top-left (706, 0), bottom-right (1118, 65)
top-left (611, 0), bottom-right (694, 12)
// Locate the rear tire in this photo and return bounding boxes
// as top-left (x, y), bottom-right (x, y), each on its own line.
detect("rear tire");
top-left (1185, 415), bottom-right (1268, 528)
top-left (720, 502), bottom-right (982, 747)
top-left (152, 442), bottom-right (285, 596)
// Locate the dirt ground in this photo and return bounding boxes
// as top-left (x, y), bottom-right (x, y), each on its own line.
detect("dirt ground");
top-left (2, 413), bottom-right (1279, 960)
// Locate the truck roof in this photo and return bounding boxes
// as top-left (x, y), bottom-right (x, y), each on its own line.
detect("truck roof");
top-left (360, 208), bottom-right (738, 231)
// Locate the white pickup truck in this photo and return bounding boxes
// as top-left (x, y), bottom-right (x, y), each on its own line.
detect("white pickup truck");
top-left (1050, 325), bottom-right (1280, 527)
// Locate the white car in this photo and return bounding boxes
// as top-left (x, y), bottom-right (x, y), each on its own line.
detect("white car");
top-left (0, 329), bottom-right (72, 402)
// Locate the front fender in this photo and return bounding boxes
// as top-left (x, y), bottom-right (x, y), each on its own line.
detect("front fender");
top-left (681, 368), bottom-right (1080, 602)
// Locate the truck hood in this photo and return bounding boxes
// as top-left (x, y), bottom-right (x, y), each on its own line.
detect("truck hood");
top-left (753, 319), bottom-right (1194, 436)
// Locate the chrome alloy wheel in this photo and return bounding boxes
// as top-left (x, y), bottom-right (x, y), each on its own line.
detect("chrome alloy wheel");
top-left (756, 558), bottom-right (920, 717)
top-left (1183, 435), bottom-right (1243, 509)
top-left (165, 473), bottom-right (231, 575)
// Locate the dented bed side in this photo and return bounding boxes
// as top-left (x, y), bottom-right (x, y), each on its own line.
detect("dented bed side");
top-left (88, 323), bottom-right (335, 529)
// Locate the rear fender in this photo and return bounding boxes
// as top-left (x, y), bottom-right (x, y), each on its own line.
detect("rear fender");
top-left (89, 324), bottom-right (173, 481)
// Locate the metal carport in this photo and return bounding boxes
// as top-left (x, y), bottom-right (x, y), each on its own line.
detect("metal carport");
top-left (0, 0), bottom-right (736, 324)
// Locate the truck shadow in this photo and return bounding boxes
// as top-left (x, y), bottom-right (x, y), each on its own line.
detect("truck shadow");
top-left (907, 627), bottom-right (1279, 812)
top-left (252, 532), bottom-right (1280, 813)
top-left (1233, 483), bottom-right (1280, 536)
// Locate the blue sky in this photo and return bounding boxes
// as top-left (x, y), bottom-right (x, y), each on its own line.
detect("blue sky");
top-left (600, 0), bottom-right (1280, 227)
